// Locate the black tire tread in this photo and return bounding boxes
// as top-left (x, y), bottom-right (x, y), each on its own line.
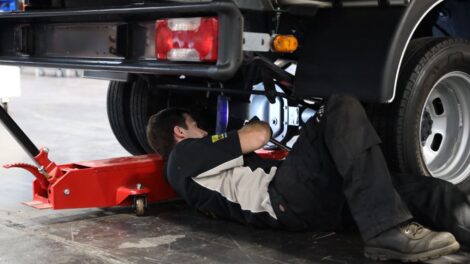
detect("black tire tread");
top-left (370, 37), bottom-right (470, 176)
top-left (369, 37), bottom-right (445, 172)
top-left (107, 81), bottom-right (146, 155)
top-left (130, 79), bottom-right (158, 154)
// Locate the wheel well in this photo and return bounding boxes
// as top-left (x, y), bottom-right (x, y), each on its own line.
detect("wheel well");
top-left (414, 0), bottom-right (470, 39)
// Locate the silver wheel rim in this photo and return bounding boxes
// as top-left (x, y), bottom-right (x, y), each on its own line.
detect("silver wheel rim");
top-left (420, 71), bottom-right (470, 184)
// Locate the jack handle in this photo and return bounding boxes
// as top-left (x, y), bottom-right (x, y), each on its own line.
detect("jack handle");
top-left (0, 103), bottom-right (62, 190)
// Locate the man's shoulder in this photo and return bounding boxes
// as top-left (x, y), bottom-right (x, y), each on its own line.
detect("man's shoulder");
top-left (166, 137), bottom-right (211, 171)
top-left (168, 138), bottom-right (200, 163)
top-left (172, 137), bottom-right (206, 155)
top-left (165, 140), bottom-right (199, 182)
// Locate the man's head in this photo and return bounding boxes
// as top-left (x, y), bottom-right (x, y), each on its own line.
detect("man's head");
top-left (147, 108), bottom-right (208, 159)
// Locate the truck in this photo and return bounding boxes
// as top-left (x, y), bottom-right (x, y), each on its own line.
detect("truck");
top-left (0, 0), bottom-right (469, 191)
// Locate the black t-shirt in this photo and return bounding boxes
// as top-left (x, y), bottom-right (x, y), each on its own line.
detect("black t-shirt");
top-left (166, 131), bottom-right (280, 228)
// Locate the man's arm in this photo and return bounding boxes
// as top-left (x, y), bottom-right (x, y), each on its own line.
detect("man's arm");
top-left (237, 120), bottom-right (271, 154)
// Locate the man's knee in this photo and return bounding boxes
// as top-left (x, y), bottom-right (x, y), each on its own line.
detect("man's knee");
top-left (327, 94), bottom-right (363, 113)
top-left (325, 94), bottom-right (368, 123)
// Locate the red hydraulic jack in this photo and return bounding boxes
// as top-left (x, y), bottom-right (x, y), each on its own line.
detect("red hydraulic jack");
top-left (0, 105), bottom-right (177, 216)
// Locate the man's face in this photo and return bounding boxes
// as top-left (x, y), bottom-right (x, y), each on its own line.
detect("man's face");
top-left (176, 114), bottom-right (208, 140)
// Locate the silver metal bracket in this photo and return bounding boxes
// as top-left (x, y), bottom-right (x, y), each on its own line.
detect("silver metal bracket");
top-left (242, 32), bottom-right (271, 52)
top-left (287, 106), bottom-right (299, 126)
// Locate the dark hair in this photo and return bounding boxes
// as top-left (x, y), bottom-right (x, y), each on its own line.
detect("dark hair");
top-left (146, 108), bottom-right (189, 160)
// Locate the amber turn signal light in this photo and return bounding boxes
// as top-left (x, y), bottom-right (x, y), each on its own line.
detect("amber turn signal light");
top-left (272, 35), bottom-right (298, 53)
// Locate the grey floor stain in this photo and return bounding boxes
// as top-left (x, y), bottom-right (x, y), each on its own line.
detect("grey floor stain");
top-left (118, 234), bottom-right (186, 249)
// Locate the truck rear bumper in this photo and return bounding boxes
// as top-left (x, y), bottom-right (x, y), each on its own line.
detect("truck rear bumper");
top-left (0, 1), bottom-right (243, 80)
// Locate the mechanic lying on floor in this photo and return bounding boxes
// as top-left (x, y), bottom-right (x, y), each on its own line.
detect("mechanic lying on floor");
top-left (146, 94), bottom-right (470, 262)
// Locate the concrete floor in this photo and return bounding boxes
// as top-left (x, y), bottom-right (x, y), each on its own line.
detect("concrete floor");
top-left (0, 75), bottom-right (469, 264)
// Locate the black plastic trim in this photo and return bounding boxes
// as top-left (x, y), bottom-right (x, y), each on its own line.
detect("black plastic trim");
top-left (294, 7), bottom-right (405, 102)
top-left (294, 0), bottom-right (445, 103)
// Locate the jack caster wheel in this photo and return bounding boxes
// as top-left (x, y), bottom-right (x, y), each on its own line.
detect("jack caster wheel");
top-left (134, 196), bottom-right (147, 216)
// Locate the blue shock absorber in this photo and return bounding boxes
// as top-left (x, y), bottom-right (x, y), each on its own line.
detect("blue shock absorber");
top-left (0, 0), bottom-right (17, 12)
top-left (216, 95), bottom-right (229, 134)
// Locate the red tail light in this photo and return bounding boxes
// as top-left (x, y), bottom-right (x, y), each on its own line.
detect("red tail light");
top-left (155, 17), bottom-right (219, 62)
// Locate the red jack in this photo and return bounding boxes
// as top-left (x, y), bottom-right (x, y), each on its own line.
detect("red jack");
top-left (4, 148), bottom-right (178, 215)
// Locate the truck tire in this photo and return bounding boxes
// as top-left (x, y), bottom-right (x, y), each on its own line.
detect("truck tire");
top-left (107, 81), bottom-right (146, 155)
top-left (373, 38), bottom-right (470, 190)
top-left (129, 78), bottom-right (162, 154)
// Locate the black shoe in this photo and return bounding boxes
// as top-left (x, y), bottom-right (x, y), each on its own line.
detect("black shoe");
top-left (364, 221), bottom-right (460, 262)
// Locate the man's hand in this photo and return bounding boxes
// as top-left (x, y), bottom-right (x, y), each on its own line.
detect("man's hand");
top-left (238, 119), bottom-right (271, 154)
